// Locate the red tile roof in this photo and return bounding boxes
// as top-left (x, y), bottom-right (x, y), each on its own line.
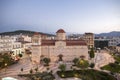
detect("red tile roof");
top-left (41, 40), bottom-right (56, 46)
top-left (66, 40), bottom-right (87, 46)
top-left (41, 40), bottom-right (87, 46)
top-left (56, 29), bottom-right (66, 33)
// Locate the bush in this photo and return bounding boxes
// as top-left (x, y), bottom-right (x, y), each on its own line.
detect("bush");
top-left (89, 63), bottom-right (95, 68)
top-left (57, 69), bottom-right (116, 80)
top-left (18, 72), bottom-right (55, 80)
top-left (101, 63), bottom-right (120, 73)
top-left (72, 58), bottom-right (79, 66)
top-left (76, 59), bottom-right (89, 69)
top-left (58, 64), bottom-right (66, 72)
top-left (43, 57), bottom-right (51, 66)
top-left (115, 61), bottom-right (119, 64)
top-left (0, 53), bottom-right (17, 68)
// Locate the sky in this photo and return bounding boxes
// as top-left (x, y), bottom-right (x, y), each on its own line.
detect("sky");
top-left (0, 0), bottom-right (120, 34)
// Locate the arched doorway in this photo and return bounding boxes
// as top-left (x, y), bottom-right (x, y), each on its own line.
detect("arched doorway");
top-left (58, 54), bottom-right (63, 61)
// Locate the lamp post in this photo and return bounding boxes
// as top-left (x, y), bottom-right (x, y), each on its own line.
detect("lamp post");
top-left (4, 63), bottom-right (7, 75)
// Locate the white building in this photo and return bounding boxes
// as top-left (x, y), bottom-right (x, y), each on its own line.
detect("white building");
top-left (17, 34), bottom-right (32, 42)
top-left (0, 36), bottom-right (23, 56)
top-left (12, 42), bottom-right (22, 55)
top-left (0, 36), bottom-right (13, 52)
top-left (108, 37), bottom-right (120, 46)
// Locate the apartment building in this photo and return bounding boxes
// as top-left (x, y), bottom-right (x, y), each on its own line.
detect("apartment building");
top-left (0, 36), bottom-right (23, 56)
top-left (108, 37), bottom-right (120, 46)
top-left (0, 36), bottom-right (12, 52)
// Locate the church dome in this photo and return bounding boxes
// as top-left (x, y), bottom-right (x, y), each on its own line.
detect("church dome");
top-left (56, 29), bottom-right (66, 33)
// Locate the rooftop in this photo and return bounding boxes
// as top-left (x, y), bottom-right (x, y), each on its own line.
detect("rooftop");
top-left (41, 40), bottom-right (87, 46)
top-left (56, 29), bottom-right (66, 33)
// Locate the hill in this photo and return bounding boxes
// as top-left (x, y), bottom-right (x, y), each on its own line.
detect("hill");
top-left (0, 30), bottom-right (54, 37)
top-left (96, 31), bottom-right (120, 37)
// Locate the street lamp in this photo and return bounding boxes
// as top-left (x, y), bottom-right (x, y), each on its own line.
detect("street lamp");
top-left (5, 63), bottom-right (7, 67)
top-left (4, 63), bottom-right (7, 75)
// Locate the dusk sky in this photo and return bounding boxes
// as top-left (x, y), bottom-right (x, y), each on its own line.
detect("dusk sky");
top-left (0, 0), bottom-right (120, 33)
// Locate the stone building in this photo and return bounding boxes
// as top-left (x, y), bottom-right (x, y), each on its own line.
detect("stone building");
top-left (31, 29), bottom-right (89, 64)
top-left (83, 33), bottom-right (94, 49)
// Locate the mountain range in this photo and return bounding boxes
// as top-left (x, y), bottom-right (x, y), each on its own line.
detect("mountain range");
top-left (0, 30), bottom-right (120, 37)
top-left (96, 31), bottom-right (120, 37)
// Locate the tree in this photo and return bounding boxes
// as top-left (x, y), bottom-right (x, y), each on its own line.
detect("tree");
top-left (0, 53), bottom-right (15, 68)
top-left (72, 58), bottom-right (79, 66)
top-left (89, 48), bottom-right (95, 58)
top-left (89, 63), bottom-right (95, 68)
top-left (58, 64), bottom-right (66, 72)
top-left (77, 59), bottom-right (89, 69)
top-left (43, 57), bottom-right (51, 66)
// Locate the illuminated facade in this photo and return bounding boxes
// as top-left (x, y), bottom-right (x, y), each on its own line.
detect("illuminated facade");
top-left (31, 29), bottom-right (89, 64)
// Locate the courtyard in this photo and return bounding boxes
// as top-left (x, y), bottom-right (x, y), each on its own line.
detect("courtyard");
top-left (0, 50), bottom-right (116, 80)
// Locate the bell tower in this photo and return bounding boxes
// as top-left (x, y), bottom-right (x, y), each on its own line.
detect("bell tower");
top-left (31, 32), bottom-right (41, 66)
top-left (56, 29), bottom-right (66, 40)
top-left (32, 32), bottom-right (41, 45)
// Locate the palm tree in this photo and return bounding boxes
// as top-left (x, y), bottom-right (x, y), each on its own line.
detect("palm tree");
top-left (58, 64), bottom-right (66, 72)
top-left (43, 57), bottom-right (51, 66)
top-left (77, 59), bottom-right (89, 69)
top-left (72, 58), bottom-right (79, 66)
top-left (89, 48), bottom-right (95, 59)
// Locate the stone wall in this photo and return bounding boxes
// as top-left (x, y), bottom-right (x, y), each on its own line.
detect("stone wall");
top-left (41, 41), bottom-right (88, 62)
top-left (31, 45), bottom-right (41, 64)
